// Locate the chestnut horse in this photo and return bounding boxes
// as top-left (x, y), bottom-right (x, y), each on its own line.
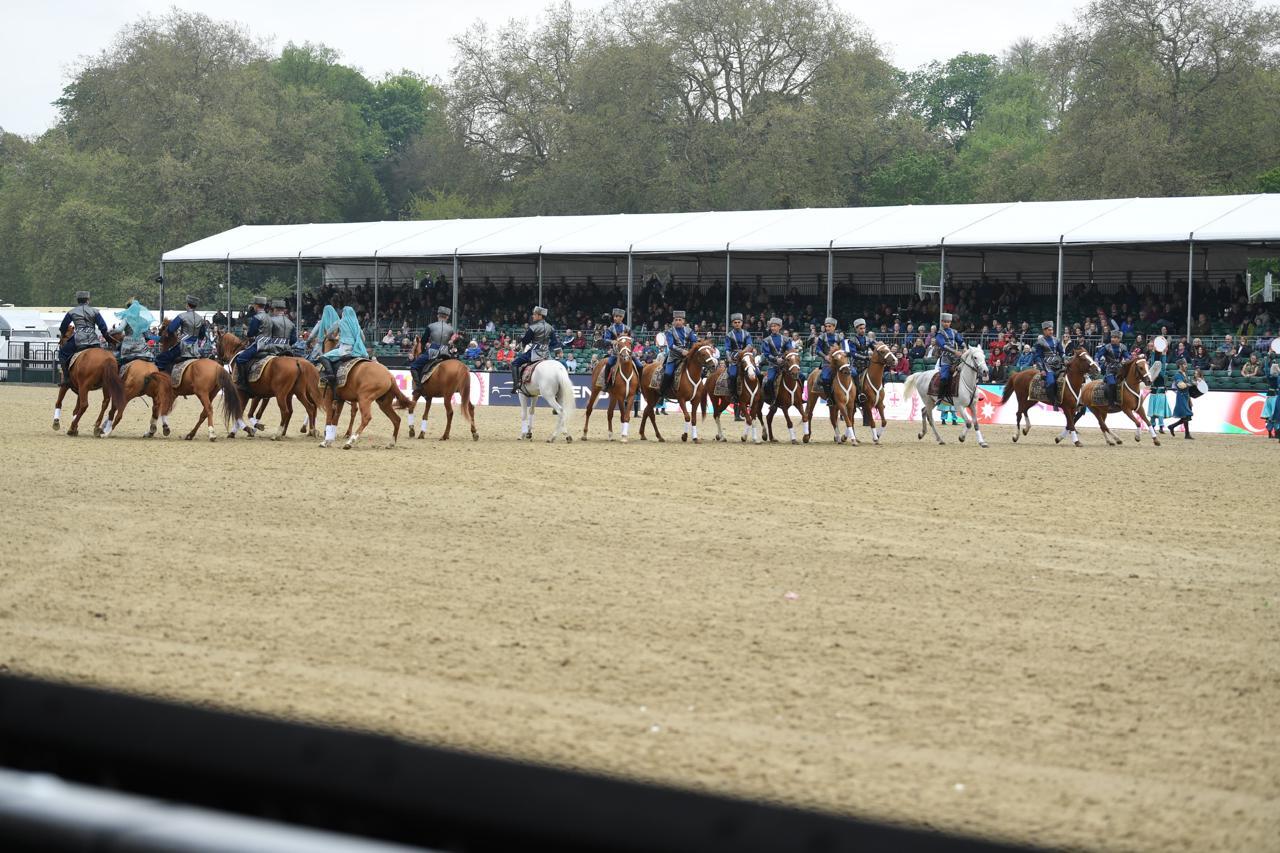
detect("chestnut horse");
top-left (638, 338), bottom-right (719, 443)
top-left (1000, 348), bottom-right (1099, 447)
top-left (213, 331), bottom-right (313, 439)
top-left (246, 358), bottom-right (321, 437)
top-left (765, 350), bottom-right (806, 444)
top-left (1082, 356), bottom-right (1161, 447)
top-left (110, 359), bottom-right (176, 438)
top-left (854, 342), bottom-right (896, 445)
top-left (802, 348), bottom-right (859, 445)
top-left (405, 336), bottom-right (478, 441)
top-left (317, 337), bottom-right (414, 449)
top-left (582, 334), bottom-right (643, 442)
top-left (52, 329), bottom-right (126, 437)
top-left (702, 347), bottom-right (765, 444)
top-left (158, 326), bottom-right (244, 441)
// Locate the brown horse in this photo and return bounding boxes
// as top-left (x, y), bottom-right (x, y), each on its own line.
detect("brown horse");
top-left (158, 326), bottom-right (244, 441)
top-left (318, 338), bottom-right (414, 449)
top-left (109, 359), bottom-right (176, 438)
top-left (245, 358), bottom-right (321, 437)
top-left (638, 338), bottom-right (719, 443)
top-left (582, 334), bottom-right (643, 442)
top-left (405, 336), bottom-right (478, 441)
top-left (765, 350), bottom-right (806, 444)
top-left (802, 348), bottom-right (859, 444)
top-left (1082, 356), bottom-right (1161, 447)
top-left (52, 329), bottom-right (126, 437)
top-left (854, 342), bottom-right (896, 446)
top-left (213, 330), bottom-right (312, 439)
top-left (702, 346), bottom-right (765, 443)
top-left (1000, 348), bottom-right (1099, 446)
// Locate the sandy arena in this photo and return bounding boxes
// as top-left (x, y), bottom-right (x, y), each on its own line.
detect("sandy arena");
top-left (0, 382), bottom-right (1276, 851)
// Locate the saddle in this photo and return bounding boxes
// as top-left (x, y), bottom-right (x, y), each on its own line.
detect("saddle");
top-left (170, 359), bottom-right (199, 388)
top-left (1028, 373), bottom-right (1060, 405)
top-left (320, 357), bottom-right (370, 389)
top-left (416, 357), bottom-right (446, 388)
top-left (67, 349), bottom-right (93, 371)
top-left (647, 353), bottom-right (667, 390)
top-left (1088, 382), bottom-right (1121, 410)
top-left (249, 354), bottom-right (278, 385)
top-left (517, 362), bottom-right (538, 395)
top-left (712, 368), bottom-right (733, 398)
top-left (928, 373), bottom-right (959, 398)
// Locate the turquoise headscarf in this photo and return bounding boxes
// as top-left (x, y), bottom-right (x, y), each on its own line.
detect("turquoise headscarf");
top-left (115, 300), bottom-right (154, 339)
top-left (333, 306), bottom-right (368, 359)
top-left (312, 304), bottom-right (339, 339)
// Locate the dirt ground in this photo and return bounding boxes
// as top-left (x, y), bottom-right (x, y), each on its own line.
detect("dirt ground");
top-left (1, 382), bottom-right (1276, 851)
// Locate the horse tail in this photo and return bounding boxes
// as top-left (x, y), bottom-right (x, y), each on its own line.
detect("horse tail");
top-left (556, 366), bottom-right (576, 416)
top-left (389, 377), bottom-right (415, 410)
top-left (901, 371), bottom-right (920, 402)
top-left (1001, 375), bottom-right (1016, 404)
top-left (101, 358), bottom-right (127, 417)
top-left (458, 364), bottom-right (476, 420)
top-left (215, 365), bottom-right (243, 427)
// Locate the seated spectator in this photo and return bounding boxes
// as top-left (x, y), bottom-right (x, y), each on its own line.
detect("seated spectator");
top-left (1015, 345), bottom-right (1034, 371)
top-left (566, 352), bottom-right (578, 372)
top-left (909, 337), bottom-right (925, 359)
top-left (1191, 344), bottom-right (1211, 371)
top-left (382, 329), bottom-right (396, 345)
top-left (464, 339), bottom-right (483, 360)
top-left (1241, 354), bottom-right (1261, 377)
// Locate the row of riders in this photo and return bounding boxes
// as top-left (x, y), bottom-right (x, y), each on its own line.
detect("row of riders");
top-left (53, 291), bottom-right (476, 447)
top-left (53, 288), bottom-right (1160, 448)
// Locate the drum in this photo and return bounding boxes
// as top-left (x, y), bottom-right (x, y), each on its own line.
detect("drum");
top-left (1153, 335), bottom-right (1169, 354)
top-left (655, 331), bottom-right (667, 348)
top-left (1189, 379), bottom-right (1209, 398)
top-left (1270, 337), bottom-right (1280, 355)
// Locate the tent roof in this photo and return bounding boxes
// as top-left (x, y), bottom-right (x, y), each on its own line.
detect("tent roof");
top-left (162, 194), bottom-right (1280, 264)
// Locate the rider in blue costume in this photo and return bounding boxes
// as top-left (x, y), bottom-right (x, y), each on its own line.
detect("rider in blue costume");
top-left (511, 306), bottom-right (560, 394)
top-left (723, 312), bottom-right (752, 398)
top-left (814, 317), bottom-right (844, 401)
top-left (661, 310), bottom-right (698, 398)
top-left (1094, 327), bottom-right (1128, 406)
top-left (934, 312), bottom-right (966, 403)
top-left (1033, 320), bottom-right (1066, 409)
top-left (600, 308), bottom-right (631, 386)
top-left (156, 295), bottom-right (209, 372)
top-left (319, 305), bottom-right (369, 386)
top-left (233, 295), bottom-right (269, 391)
top-left (760, 317), bottom-right (794, 404)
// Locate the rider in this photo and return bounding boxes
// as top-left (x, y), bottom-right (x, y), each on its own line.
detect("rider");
top-left (233, 295), bottom-right (270, 391)
top-left (1095, 327), bottom-right (1129, 406)
top-left (156, 295), bottom-right (209, 372)
top-left (1034, 320), bottom-right (1066, 409)
top-left (600, 308), bottom-right (630, 386)
top-left (511, 306), bottom-right (559, 395)
top-left (814, 317), bottom-right (844, 401)
top-left (308, 302), bottom-right (341, 361)
top-left (723, 312), bottom-right (753, 397)
top-left (934, 312), bottom-right (966, 403)
top-left (661, 310), bottom-right (698, 399)
top-left (58, 290), bottom-right (110, 378)
top-left (267, 299), bottom-right (297, 355)
top-left (760, 316), bottom-right (794, 404)
top-left (320, 305), bottom-right (369, 386)
top-left (114, 299), bottom-right (155, 367)
top-left (407, 306), bottom-right (455, 389)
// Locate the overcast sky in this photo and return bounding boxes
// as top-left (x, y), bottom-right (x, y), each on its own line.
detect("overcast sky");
top-left (2, 0), bottom-right (1084, 137)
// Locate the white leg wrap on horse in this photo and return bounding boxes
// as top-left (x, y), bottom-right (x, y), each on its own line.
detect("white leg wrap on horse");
top-left (248, 417), bottom-right (258, 428)
top-left (325, 424), bottom-right (337, 442)
top-left (1072, 431), bottom-right (1079, 442)
top-left (102, 419), bottom-right (112, 436)
top-left (407, 413), bottom-right (416, 427)
top-left (621, 421), bottom-right (629, 437)
top-left (803, 421), bottom-right (810, 435)
top-left (691, 424), bottom-right (698, 439)
top-left (236, 418), bottom-right (247, 432)
top-left (788, 427), bottom-right (796, 440)
top-left (162, 415), bottom-right (169, 427)
top-left (54, 407), bottom-right (61, 420)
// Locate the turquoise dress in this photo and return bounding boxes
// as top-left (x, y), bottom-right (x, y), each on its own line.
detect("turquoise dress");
top-left (322, 308), bottom-right (369, 361)
top-left (1172, 370), bottom-right (1193, 419)
top-left (1147, 353), bottom-right (1170, 418)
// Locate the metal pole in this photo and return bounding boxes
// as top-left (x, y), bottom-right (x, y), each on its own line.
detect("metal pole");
top-left (537, 251), bottom-right (543, 307)
top-left (372, 254), bottom-right (379, 336)
top-left (158, 261), bottom-right (165, 317)
top-left (826, 243), bottom-right (834, 318)
top-left (1186, 238), bottom-right (1194, 341)
top-left (451, 254), bottom-right (459, 327)
top-left (296, 257), bottom-right (302, 325)
top-left (938, 243), bottom-right (946, 327)
top-left (725, 247), bottom-right (732, 332)
top-left (626, 250), bottom-right (634, 325)
top-left (226, 257), bottom-right (231, 326)
top-left (1055, 239), bottom-right (1064, 336)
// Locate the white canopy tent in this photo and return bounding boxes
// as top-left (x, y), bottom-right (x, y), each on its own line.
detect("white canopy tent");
top-left (161, 194), bottom-right (1278, 336)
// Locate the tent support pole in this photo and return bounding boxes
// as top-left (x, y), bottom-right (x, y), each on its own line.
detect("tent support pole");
top-left (725, 248), bottom-right (732, 332)
top-left (451, 254), bottom-right (459, 327)
top-left (158, 261), bottom-right (165, 317)
top-left (226, 257), bottom-right (231, 324)
top-left (537, 250), bottom-right (543, 306)
top-left (1055, 240), bottom-right (1064, 336)
top-left (938, 243), bottom-right (946, 327)
top-left (1186, 238), bottom-right (1194, 340)
top-left (372, 253), bottom-right (378, 334)
top-left (626, 250), bottom-right (634, 326)
top-left (826, 244), bottom-right (834, 318)
top-left (296, 257), bottom-right (302, 325)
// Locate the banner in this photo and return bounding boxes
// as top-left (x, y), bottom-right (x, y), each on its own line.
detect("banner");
top-left (417, 372), bottom-right (1272, 436)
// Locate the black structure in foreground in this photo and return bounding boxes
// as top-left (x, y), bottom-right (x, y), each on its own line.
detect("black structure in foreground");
top-left (0, 675), bottom-right (1036, 852)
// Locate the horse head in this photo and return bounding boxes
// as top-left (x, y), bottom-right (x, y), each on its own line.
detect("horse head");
top-left (1128, 355), bottom-right (1154, 387)
top-left (689, 339), bottom-right (718, 373)
top-left (782, 350), bottom-right (802, 380)
top-left (1069, 347), bottom-right (1100, 380)
top-left (830, 348), bottom-right (852, 376)
top-left (961, 344), bottom-right (990, 383)
top-left (737, 346), bottom-right (758, 380)
top-left (615, 335), bottom-right (634, 363)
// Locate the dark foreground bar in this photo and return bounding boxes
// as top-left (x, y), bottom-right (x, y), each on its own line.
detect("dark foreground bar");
top-left (0, 675), bottom-right (1035, 852)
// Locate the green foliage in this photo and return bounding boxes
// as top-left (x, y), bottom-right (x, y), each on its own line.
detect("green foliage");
top-left (3, 0), bottom-right (1279, 309)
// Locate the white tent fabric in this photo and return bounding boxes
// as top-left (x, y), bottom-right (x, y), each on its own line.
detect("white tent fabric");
top-left (162, 194), bottom-right (1279, 264)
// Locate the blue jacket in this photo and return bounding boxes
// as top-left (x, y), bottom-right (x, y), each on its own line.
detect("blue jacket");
top-left (761, 332), bottom-right (793, 364)
top-left (935, 327), bottom-right (964, 353)
top-left (1034, 335), bottom-right (1064, 369)
top-left (724, 327), bottom-right (752, 355)
top-left (667, 325), bottom-right (697, 355)
top-left (602, 322), bottom-right (629, 342)
top-left (814, 331), bottom-right (842, 360)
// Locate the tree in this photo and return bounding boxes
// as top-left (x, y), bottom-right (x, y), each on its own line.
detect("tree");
top-left (906, 52), bottom-right (1001, 147)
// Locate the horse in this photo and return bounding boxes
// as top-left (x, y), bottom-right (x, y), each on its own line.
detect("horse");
top-left (52, 328), bottom-right (126, 437)
top-left (765, 350), bottom-right (806, 444)
top-left (245, 358), bottom-right (321, 437)
top-left (853, 342), bottom-right (897, 445)
top-left (638, 338), bottom-right (719, 443)
top-left (999, 348), bottom-right (1100, 447)
top-left (702, 347), bottom-right (765, 444)
top-left (581, 335), bottom-right (643, 442)
top-left (513, 355), bottom-right (576, 443)
top-left (317, 336), bottom-right (415, 449)
top-left (158, 326), bottom-right (244, 441)
top-left (110, 358), bottom-right (176, 438)
top-left (213, 330), bottom-right (314, 439)
top-left (901, 345), bottom-right (991, 447)
top-left (1081, 356), bottom-right (1161, 447)
top-left (405, 336), bottom-right (478, 441)
top-left (802, 348), bottom-right (860, 444)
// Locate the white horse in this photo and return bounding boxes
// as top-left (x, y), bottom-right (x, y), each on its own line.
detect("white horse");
top-left (901, 345), bottom-right (991, 447)
top-left (516, 357), bottom-right (576, 443)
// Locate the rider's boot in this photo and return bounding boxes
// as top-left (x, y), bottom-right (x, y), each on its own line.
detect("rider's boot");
top-left (821, 378), bottom-right (833, 401)
top-left (660, 371), bottom-right (672, 399)
top-left (410, 367), bottom-right (423, 390)
top-left (235, 362), bottom-right (249, 392)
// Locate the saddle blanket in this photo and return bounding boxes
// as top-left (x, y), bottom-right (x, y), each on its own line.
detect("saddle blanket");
top-left (1087, 382), bottom-right (1122, 410)
top-left (416, 357), bottom-right (446, 388)
top-left (713, 369), bottom-right (732, 397)
top-left (249, 354), bottom-right (280, 384)
top-left (597, 362), bottom-right (642, 391)
top-left (320, 357), bottom-right (370, 389)
top-left (67, 349), bottom-right (94, 371)
top-left (1028, 374), bottom-right (1059, 405)
top-left (647, 354), bottom-right (667, 390)
top-left (170, 358), bottom-right (200, 387)
top-left (516, 362), bottom-right (538, 395)
top-left (927, 374), bottom-right (958, 398)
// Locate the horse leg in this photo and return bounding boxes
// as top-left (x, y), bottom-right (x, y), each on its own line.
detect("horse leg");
top-left (272, 391), bottom-right (292, 440)
top-left (783, 405), bottom-right (798, 445)
top-left (344, 396), bottom-right (374, 449)
top-left (67, 386), bottom-right (90, 437)
top-left (678, 397), bottom-right (691, 443)
top-left (605, 397), bottom-right (615, 442)
top-left (418, 398), bottom-right (433, 440)
top-left (345, 399), bottom-right (357, 437)
top-left (376, 393), bottom-right (401, 448)
top-left (184, 391), bottom-right (208, 441)
top-left (921, 397), bottom-right (944, 444)
top-left (582, 386), bottom-right (599, 440)
top-left (407, 392), bottom-right (420, 438)
top-left (53, 383), bottom-right (70, 430)
top-left (93, 393), bottom-right (110, 437)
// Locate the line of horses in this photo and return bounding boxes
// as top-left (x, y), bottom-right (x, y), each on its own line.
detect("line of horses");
top-left (51, 328), bottom-right (1163, 449)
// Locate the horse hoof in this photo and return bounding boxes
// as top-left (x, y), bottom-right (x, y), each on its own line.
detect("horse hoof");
top-left (1153, 439), bottom-right (1161, 447)
top-left (407, 428), bottom-right (416, 438)
top-left (184, 435), bottom-right (194, 441)
top-left (657, 437), bottom-right (665, 443)
top-left (979, 442), bottom-right (989, 448)
top-left (958, 434), bottom-right (965, 442)
top-left (565, 435), bottom-right (573, 443)
top-left (163, 426), bottom-right (171, 436)
top-left (472, 433), bottom-right (479, 441)
top-left (917, 432), bottom-right (924, 441)
top-left (66, 429), bottom-right (77, 437)
top-left (93, 427), bottom-right (102, 437)
top-left (209, 435), bottom-right (217, 443)
top-left (1054, 436), bottom-right (1062, 444)
top-left (791, 439), bottom-right (799, 445)
top-left (681, 433), bottom-right (688, 442)
top-left (385, 442), bottom-right (396, 449)
top-left (546, 436), bottom-right (555, 443)
top-left (692, 438), bottom-right (700, 444)
top-left (52, 420), bottom-right (60, 430)
top-left (620, 437), bottom-right (628, 444)
top-left (1012, 435), bottom-right (1018, 442)
top-left (271, 434), bottom-right (281, 442)
top-left (1073, 441), bottom-right (1082, 447)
